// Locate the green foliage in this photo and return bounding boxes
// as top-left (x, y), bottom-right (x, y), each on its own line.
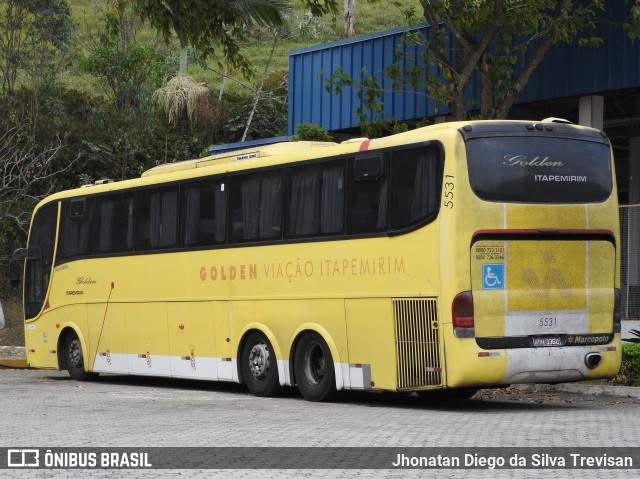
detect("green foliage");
top-left (625, 0), bottom-right (640, 40)
top-left (134, 0), bottom-right (295, 76)
top-left (76, 1), bottom-right (172, 111)
top-left (222, 90), bottom-right (288, 142)
top-left (326, 66), bottom-right (413, 136)
top-left (300, 0), bottom-right (336, 17)
top-left (290, 122), bottom-right (332, 141)
top-left (361, 119), bottom-right (407, 138)
top-left (292, 11), bottom-right (336, 41)
top-left (614, 343), bottom-right (640, 387)
top-left (19, 0), bottom-right (74, 50)
top-left (78, 42), bottom-right (170, 111)
top-left (0, 0), bottom-right (74, 96)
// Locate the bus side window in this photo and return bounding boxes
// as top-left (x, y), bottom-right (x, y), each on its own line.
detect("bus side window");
top-left (135, 187), bottom-right (178, 250)
top-left (58, 199), bottom-right (95, 261)
top-left (96, 193), bottom-right (134, 254)
top-left (347, 155), bottom-right (388, 234)
top-left (230, 170), bottom-right (283, 242)
top-left (182, 179), bottom-right (227, 246)
top-left (287, 161), bottom-right (344, 237)
top-left (390, 145), bottom-right (441, 230)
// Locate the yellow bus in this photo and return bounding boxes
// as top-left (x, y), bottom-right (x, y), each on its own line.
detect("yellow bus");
top-left (11, 119), bottom-right (621, 401)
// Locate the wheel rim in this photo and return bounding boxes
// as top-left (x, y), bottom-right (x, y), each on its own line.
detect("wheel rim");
top-left (248, 341), bottom-right (271, 381)
top-left (302, 341), bottom-right (325, 386)
top-left (68, 339), bottom-right (83, 368)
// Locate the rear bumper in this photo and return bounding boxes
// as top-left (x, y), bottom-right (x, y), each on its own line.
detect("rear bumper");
top-left (445, 337), bottom-right (622, 388)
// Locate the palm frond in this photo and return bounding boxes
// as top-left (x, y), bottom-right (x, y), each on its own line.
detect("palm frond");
top-left (153, 75), bottom-right (208, 126)
top-left (230, 0), bottom-right (293, 27)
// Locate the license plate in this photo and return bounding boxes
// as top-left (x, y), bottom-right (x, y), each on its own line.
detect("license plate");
top-left (533, 336), bottom-right (562, 347)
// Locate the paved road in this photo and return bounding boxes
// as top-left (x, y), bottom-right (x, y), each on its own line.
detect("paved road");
top-left (0, 369), bottom-right (638, 478)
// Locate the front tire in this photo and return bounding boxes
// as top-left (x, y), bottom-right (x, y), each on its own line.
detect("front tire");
top-left (64, 333), bottom-right (96, 381)
top-left (294, 332), bottom-right (340, 402)
top-left (241, 331), bottom-right (282, 397)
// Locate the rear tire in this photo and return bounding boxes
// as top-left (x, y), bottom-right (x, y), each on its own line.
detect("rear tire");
top-left (417, 387), bottom-right (478, 402)
top-left (241, 331), bottom-right (282, 397)
top-left (294, 332), bottom-right (340, 402)
top-left (64, 333), bottom-right (97, 381)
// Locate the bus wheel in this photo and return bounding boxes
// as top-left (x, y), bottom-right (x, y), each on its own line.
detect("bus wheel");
top-left (416, 387), bottom-right (478, 402)
top-left (64, 333), bottom-right (96, 381)
top-left (241, 331), bottom-right (281, 397)
top-left (294, 332), bottom-right (340, 402)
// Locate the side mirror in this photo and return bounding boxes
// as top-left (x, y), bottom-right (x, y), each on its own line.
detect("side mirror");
top-left (9, 259), bottom-right (21, 288)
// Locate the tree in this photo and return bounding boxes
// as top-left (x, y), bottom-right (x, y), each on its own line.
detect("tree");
top-left (78, 1), bottom-right (170, 112)
top-left (329, 0), bottom-right (606, 122)
top-left (0, 0), bottom-right (73, 97)
top-left (134, 0), bottom-right (301, 77)
top-left (239, 11), bottom-right (317, 141)
top-left (625, 0), bottom-right (640, 39)
top-left (344, 0), bottom-right (355, 36)
top-left (153, 75), bottom-right (208, 159)
top-left (241, 28), bottom-right (282, 142)
top-left (0, 0), bottom-right (73, 141)
top-left (420, 0), bottom-right (606, 120)
top-left (0, 124), bottom-right (79, 233)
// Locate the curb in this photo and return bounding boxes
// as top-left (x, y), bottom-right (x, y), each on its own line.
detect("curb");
top-left (0, 346), bottom-right (27, 368)
top-left (0, 359), bottom-right (28, 368)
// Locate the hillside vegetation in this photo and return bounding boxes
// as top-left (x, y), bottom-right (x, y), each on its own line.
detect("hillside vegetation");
top-left (67, 0), bottom-right (421, 96)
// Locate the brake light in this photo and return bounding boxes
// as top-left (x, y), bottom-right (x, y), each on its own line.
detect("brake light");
top-left (614, 288), bottom-right (621, 332)
top-left (452, 291), bottom-right (474, 328)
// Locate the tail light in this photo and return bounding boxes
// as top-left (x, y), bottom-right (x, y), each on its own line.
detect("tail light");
top-left (452, 291), bottom-right (474, 329)
top-left (613, 288), bottom-right (621, 333)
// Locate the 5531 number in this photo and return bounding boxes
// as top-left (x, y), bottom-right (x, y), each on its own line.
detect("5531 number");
top-left (443, 175), bottom-right (454, 209)
top-left (538, 317), bottom-right (557, 327)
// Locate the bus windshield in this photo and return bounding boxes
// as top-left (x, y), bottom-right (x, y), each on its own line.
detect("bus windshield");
top-left (466, 136), bottom-right (613, 203)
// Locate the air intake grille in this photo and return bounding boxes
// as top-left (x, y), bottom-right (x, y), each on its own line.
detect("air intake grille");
top-left (394, 299), bottom-right (442, 389)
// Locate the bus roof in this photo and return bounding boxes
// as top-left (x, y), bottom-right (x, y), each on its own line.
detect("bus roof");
top-left (142, 141), bottom-right (339, 177)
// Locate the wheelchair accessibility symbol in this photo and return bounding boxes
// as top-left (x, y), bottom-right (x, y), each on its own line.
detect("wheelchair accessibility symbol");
top-left (482, 264), bottom-right (504, 290)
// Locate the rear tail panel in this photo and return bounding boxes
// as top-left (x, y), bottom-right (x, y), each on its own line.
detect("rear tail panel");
top-left (471, 234), bottom-right (615, 349)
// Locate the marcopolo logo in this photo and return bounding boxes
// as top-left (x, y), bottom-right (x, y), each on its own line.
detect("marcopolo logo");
top-left (8, 449), bottom-right (39, 468)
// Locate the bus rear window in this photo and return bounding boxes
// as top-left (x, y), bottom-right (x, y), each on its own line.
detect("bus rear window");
top-left (466, 136), bottom-right (612, 203)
